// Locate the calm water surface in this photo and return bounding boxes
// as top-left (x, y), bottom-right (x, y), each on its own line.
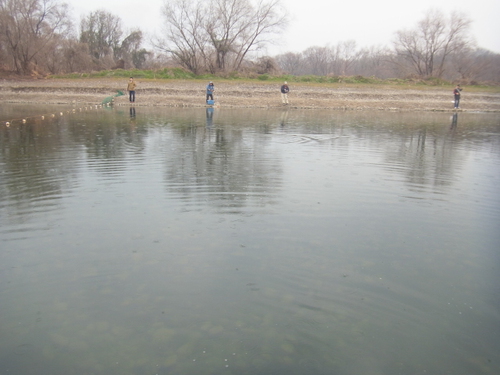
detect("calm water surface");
top-left (1, 105), bottom-right (499, 375)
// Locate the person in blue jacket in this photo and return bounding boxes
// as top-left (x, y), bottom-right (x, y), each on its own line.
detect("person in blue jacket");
top-left (206, 81), bottom-right (215, 103)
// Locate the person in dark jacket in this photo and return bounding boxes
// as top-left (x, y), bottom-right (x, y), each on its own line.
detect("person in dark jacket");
top-left (453, 84), bottom-right (462, 109)
top-left (281, 81), bottom-right (289, 105)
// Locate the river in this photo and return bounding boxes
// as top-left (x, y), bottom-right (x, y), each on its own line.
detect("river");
top-left (1, 105), bottom-right (499, 375)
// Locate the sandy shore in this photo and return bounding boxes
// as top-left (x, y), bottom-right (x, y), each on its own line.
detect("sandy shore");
top-left (1, 78), bottom-right (499, 112)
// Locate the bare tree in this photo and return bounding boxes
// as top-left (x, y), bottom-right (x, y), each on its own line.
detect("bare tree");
top-left (61, 38), bottom-right (93, 72)
top-left (79, 9), bottom-right (122, 64)
top-left (205, 0), bottom-right (251, 71)
top-left (286, 41), bottom-right (360, 76)
top-left (478, 52), bottom-right (500, 82)
top-left (393, 9), bottom-right (473, 78)
top-left (115, 29), bottom-right (149, 69)
top-left (207, 0), bottom-right (287, 71)
top-left (335, 40), bottom-right (359, 75)
top-left (250, 55), bottom-right (280, 74)
top-left (158, 0), bottom-right (287, 73)
top-left (275, 51), bottom-right (303, 75)
top-left (39, 34), bottom-right (64, 73)
top-left (157, 0), bottom-right (208, 74)
top-left (301, 46), bottom-right (332, 76)
top-left (352, 46), bottom-right (395, 78)
top-left (450, 48), bottom-right (500, 83)
top-left (0, 0), bottom-right (71, 74)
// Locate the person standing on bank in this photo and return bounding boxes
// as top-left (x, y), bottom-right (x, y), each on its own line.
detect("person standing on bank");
top-left (206, 81), bottom-right (215, 103)
top-left (127, 77), bottom-right (136, 103)
top-left (281, 81), bottom-right (290, 105)
top-left (453, 84), bottom-right (462, 109)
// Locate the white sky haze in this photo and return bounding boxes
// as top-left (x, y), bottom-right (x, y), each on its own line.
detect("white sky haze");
top-left (67, 0), bottom-right (500, 54)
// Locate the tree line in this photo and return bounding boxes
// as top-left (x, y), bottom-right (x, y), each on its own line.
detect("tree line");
top-left (275, 9), bottom-right (499, 83)
top-left (0, 0), bottom-right (498, 83)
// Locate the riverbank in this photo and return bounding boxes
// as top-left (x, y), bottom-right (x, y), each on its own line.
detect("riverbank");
top-left (1, 78), bottom-right (499, 112)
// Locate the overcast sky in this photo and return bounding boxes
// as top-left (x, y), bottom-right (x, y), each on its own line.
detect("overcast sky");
top-left (67, 0), bottom-right (500, 54)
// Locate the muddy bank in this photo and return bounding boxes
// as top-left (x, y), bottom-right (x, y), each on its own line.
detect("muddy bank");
top-left (1, 78), bottom-right (499, 112)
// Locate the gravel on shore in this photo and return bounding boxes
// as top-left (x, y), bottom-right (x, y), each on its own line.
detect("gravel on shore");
top-left (1, 78), bottom-right (499, 112)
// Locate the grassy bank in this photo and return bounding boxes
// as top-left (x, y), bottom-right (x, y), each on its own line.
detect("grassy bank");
top-left (51, 68), bottom-right (500, 93)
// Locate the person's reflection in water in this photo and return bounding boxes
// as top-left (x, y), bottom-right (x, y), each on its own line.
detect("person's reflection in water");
top-left (129, 106), bottom-right (136, 130)
top-left (280, 110), bottom-right (289, 127)
top-left (450, 112), bottom-right (458, 130)
top-left (206, 107), bottom-right (214, 127)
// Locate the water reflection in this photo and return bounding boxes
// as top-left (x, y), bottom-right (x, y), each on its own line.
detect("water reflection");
top-left (0, 107), bottom-right (499, 375)
top-left (205, 107), bottom-right (214, 127)
top-left (383, 124), bottom-right (465, 194)
top-left (280, 109), bottom-right (289, 127)
top-left (161, 115), bottom-right (282, 213)
top-left (450, 112), bottom-right (458, 129)
top-left (1, 108), bottom-right (499, 219)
